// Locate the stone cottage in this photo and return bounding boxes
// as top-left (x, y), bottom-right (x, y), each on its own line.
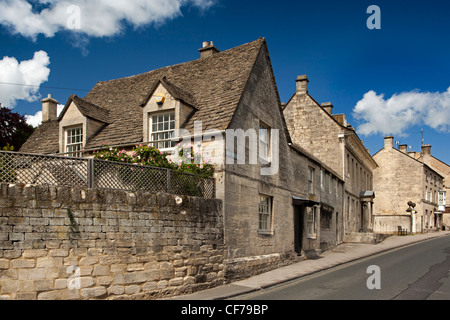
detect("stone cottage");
top-left (20, 39), bottom-right (345, 281)
top-left (283, 76), bottom-right (378, 243)
top-left (372, 136), bottom-right (445, 233)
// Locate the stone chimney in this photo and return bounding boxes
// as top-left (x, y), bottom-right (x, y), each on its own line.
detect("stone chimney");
top-left (41, 94), bottom-right (59, 122)
top-left (408, 151), bottom-right (416, 158)
top-left (421, 144), bottom-right (431, 163)
top-left (296, 75), bottom-right (309, 94)
top-left (199, 41), bottom-right (220, 58)
top-left (332, 114), bottom-right (347, 127)
top-left (384, 135), bottom-right (394, 149)
top-left (321, 102), bottom-right (333, 115)
top-left (399, 144), bottom-right (407, 153)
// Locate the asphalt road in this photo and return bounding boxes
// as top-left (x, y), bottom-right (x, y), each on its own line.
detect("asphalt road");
top-left (232, 235), bottom-right (450, 300)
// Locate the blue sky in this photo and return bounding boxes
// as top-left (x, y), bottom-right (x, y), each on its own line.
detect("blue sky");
top-left (1, 0), bottom-right (449, 163)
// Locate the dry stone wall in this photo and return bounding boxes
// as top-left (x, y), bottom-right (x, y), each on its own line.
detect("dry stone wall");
top-left (0, 183), bottom-right (223, 300)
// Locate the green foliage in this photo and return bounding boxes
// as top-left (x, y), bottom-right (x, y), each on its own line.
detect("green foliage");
top-left (173, 144), bottom-right (215, 178)
top-left (2, 143), bottom-right (14, 151)
top-left (93, 145), bottom-right (132, 163)
top-left (93, 143), bottom-right (214, 178)
top-left (0, 105), bottom-right (34, 150)
top-left (131, 144), bottom-right (175, 168)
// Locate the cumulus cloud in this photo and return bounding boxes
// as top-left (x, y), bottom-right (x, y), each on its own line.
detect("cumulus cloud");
top-left (0, 0), bottom-right (216, 39)
top-left (352, 88), bottom-right (450, 137)
top-left (0, 50), bottom-right (50, 108)
top-left (25, 104), bottom-right (64, 127)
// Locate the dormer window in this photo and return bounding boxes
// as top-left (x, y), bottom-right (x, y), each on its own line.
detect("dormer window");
top-left (149, 112), bottom-right (175, 150)
top-left (65, 126), bottom-right (83, 157)
top-left (142, 78), bottom-right (197, 153)
top-left (57, 95), bottom-right (110, 157)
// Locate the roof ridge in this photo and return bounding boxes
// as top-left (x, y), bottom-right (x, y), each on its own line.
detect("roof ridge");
top-left (92, 38), bottom-right (266, 87)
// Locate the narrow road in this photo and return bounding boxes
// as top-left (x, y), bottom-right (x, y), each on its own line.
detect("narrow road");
top-left (231, 235), bottom-right (450, 300)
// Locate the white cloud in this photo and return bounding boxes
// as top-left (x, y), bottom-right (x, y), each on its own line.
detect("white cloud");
top-left (0, 0), bottom-right (216, 39)
top-left (0, 50), bottom-right (50, 108)
top-left (352, 88), bottom-right (450, 137)
top-left (25, 104), bottom-right (64, 127)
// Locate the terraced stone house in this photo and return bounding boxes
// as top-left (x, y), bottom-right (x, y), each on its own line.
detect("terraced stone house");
top-left (20, 39), bottom-right (344, 281)
top-left (372, 137), bottom-right (447, 233)
top-left (283, 76), bottom-right (379, 243)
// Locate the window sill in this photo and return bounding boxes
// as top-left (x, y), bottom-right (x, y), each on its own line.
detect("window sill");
top-left (307, 234), bottom-right (317, 240)
top-left (260, 158), bottom-right (272, 166)
top-left (258, 230), bottom-right (274, 236)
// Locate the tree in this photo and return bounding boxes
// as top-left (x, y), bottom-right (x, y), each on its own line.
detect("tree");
top-left (0, 103), bottom-right (35, 150)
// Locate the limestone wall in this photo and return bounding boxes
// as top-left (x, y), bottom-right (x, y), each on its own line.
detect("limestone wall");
top-left (0, 184), bottom-right (223, 300)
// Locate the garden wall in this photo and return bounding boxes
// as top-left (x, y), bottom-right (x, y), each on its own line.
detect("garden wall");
top-left (0, 183), bottom-right (223, 300)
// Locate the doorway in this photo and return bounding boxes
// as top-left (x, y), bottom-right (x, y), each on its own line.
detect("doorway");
top-left (294, 205), bottom-right (304, 255)
top-left (336, 212), bottom-right (340, 243)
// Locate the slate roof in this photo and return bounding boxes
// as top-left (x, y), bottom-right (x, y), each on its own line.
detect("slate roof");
top-left (19, 120), bottom-right (59, 154)
top-left (83, 38), bottom-right (266, 149)
top-left (21, 38), bottom-right (267, 153)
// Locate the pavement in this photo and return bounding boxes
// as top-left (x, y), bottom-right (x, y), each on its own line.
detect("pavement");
top-left (166, 230), bottom-right (450, 300)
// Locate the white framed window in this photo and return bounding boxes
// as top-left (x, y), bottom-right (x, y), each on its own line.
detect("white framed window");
top-left (320, 169), bottom-right (324, 189)
top-left (306, 206), bottom-right (316, 238)
top-left (328, 173), bottom-right (332, 194)
top-left (149, 112), bottom-right (175, 150)
top-left (438, 190), bottom-right (446, 207)
top-left (308, 167), bottom-right (315, 195)
top-left (259, 122), bottom-right (271, 163)
top-left (258, 194), bottom-right (273, 234)
top-left (65, 126), bottom-right (83, 157)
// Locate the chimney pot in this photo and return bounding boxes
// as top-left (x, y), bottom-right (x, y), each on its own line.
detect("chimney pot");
top-left (199, 41), bottom-right (220, 58)
top-left (384, 135), bottom-right (394, 149)
top-left (296, 75), bottom-right (309, 94)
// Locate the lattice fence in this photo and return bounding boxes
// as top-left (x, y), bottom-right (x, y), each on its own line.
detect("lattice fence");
top-left (0, 151), bottom-right (215, 198)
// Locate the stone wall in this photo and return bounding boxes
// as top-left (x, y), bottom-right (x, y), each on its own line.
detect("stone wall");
top-left (0, 184), bottom-right (223, 300)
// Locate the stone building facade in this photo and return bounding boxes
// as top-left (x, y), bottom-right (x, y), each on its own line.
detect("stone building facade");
top-left (283, 76), bottom-right (378, 242)
top-left (19, 39), bottom-right (345, 283)
top-left (372, 136), bottom-right (445, 233)
top-left (419, 145), bottom-right (450, 228)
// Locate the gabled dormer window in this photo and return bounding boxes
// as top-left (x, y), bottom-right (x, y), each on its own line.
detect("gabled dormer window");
top-left (142, 79), bottom-right (197, 152)
top-left (65, 126), bottom-right (83, 157)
